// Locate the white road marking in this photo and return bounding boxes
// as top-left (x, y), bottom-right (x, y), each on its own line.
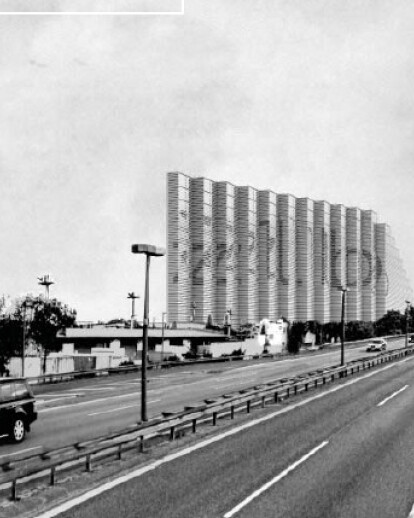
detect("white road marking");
top-left (38, 392), bottom-right (141, 413)
top-left (39, 392), bottom-right (77, 397)
top-left (37, 395), bottom-right (79, 405)
top-left (0, 445), bottom-right (42, 460)
top-left (32, 358), bottom-right (412, 518)
top-left (377, 385), bottom-right (409, 407)
top-left (223, 441), bottom-right (329, 517)
top-left (88, 404), bottom-right (139, 416)
top-left (87, 399), bottom-right (161, 416)
top-left (68, 387), bottom-right (115, 392)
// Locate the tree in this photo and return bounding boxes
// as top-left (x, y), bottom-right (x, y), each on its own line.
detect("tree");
top-left (0, 316), bottom-right (22, 376)
top-left (30, 298), bottom-right (77, 374)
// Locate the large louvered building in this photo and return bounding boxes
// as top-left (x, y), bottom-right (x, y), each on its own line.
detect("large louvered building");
top-left (167, 172), bottom-right (412, 326)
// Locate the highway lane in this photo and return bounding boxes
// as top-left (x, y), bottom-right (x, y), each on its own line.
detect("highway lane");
top-left (0, 338), bottom-right (405, 460)
top-left (42, 352), bottom-right (414, 518)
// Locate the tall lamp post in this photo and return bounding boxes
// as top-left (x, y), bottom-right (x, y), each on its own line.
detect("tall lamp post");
top-left (338, 286), bottom-right (349, 367)
top-left (38, 274), bottom-right (54, 299)
top-left (161, 312), bottom-right (167, 363)
top-left (127, 292), bottom-right (140, 329)
top-left (405, 300), bottom-right (411, 348)
top-left (131, 244), bottom-right (165, 422)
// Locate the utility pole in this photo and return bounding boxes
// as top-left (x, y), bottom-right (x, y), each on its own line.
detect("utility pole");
top-left (38, 274), bottom-right (54, 299)
top-left (339, 286), bottom-right (349, 367)
top-left (161, 312), bottom-right (167, 363)
top-left (405, 300), bottom-right (411, 348)
top-left (127, 292), bottom-right (140, 329)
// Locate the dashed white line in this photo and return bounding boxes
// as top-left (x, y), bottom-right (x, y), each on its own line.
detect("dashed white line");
top-left (377, 385), bottom-right (409, 407)
top-left (223, 440), bottom-right (329, 517)
top-left (0, 445), bottom-right (42, 460)
top-left (87, 400), bottom-right (161, 416)
top-left (38, 392), bottom-right (141, 413)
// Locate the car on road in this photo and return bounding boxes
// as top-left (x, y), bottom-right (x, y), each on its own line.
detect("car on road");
top-left (366, 338), bottom-right (387, 353)
top-left (409, 335), bottom-right (414, 344)
top-left (0, 378), bottom-right (37, 443)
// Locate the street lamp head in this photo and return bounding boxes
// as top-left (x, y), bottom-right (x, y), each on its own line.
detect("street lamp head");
top-left (131, 244), bottom-right (166, 257)
top-left (337, 286), bottom-right (349, 292)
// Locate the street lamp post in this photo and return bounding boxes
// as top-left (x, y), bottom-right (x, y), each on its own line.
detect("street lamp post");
top-left (37, 274), bottom-right (54, 299)
top-left (131, 244), bottom-right (166, 422)
top-left (339, 286), bottom-right (349, 367)
top-left (405, 300), bottom-right (411, 348)
top-left (127, 292), bottom-right (140, 329)
top-left (161, 312), bottom-right (167, 363)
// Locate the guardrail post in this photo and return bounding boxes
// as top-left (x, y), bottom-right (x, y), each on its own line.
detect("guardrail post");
top-left (231, 405), bottom-right (235, 419)
top-left (212, 412), bottom-right (217, 426)
top-left (323, 376), bottom-right (326, 385)
top-left (139, 435), bottom-right (144, 453)
top-left (85, 454), bottom-right (92, 472)
top-left (274, 391), bottom-right (278, 403)
top-left (117, 444), bottom-right (122, 460)
top-left (170, 426), bottom-right (175, 441)
top-left (247, 400), bottom-right (251, 413)
top-left (305, 383), bottom-right (308, 392)
top-left (192, 418), bottom-right (197, 433)
top-left (261, 396), bottom-right (266, 408)
top-left (294, 385), bottom-right (298, 395)
top-left (10, 479), bottom-right (18, 501)
top-left (50, 467), bottom-right (56, 486)
top-left (314, 379), bottom-right (318, 388)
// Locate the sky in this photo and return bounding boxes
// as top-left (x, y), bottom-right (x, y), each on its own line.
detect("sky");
top-left (1, 0), bottom-right (414, 322)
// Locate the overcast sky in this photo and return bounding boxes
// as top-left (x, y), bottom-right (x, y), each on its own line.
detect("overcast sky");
top-left (1, 0), bottom-right (413, 322)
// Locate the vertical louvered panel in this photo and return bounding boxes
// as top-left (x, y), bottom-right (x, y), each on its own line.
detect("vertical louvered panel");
top-left (361, 210), bottom-right (377, 322)
top-left (314, 201), bottom-right (331, 324)
top-left (330, 204), bottom-right (347, 321)
top-left (212, 182), bottom-right (237, 325)
top-left (296, 198), bottom-right (314, 321)
top-left (235, 186), bottom-right (259, 325)
top-left (346, 208), bottom-right (362, 321)
top-left (167, 172), bottom-right (191, 324)
top-left (189, 177), bottom-right (213, 324)
top-left (258, 190), bottom-right (278, 321)
top-left (277, 194), bottom-right (296, 321)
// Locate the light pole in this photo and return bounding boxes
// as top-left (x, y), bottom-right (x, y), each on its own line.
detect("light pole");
top-left (161, 312), bottom-right (167, 363)
top-left (127, 292), bottom-right (140, 329)
top-left (38, 274), bottom-right (54, 299)
top-left (131, 244), bottom-right (166, 422)
top-left (338, 286), bottom-right (349, 367)
top-left (405, 300), bottom-right (411, 348)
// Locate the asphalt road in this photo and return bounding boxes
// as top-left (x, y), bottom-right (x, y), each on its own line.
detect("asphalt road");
top-left (40, 345), bottom-right (414, 518)
top-left (0, 338), bottom-right (405, 462)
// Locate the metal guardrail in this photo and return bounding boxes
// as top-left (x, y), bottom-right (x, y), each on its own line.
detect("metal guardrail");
top-left (26, 334), bottom-right (402, 385)
top-left (2, 345), bottom-right (413, 501)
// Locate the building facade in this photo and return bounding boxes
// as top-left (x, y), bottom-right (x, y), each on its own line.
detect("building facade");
top-left (167, 172), bottom-right (412, 326)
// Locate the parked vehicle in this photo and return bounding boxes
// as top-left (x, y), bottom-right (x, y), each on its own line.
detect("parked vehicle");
top-left (366, 338), bottom-right (387, 352)
top-left (0, 378), bottom-right (37, 443)
top-left (409, 335), bottom-right (414, 344)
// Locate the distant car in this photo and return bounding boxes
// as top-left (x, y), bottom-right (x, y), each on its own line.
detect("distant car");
top-left (0, 378), bottom-right (37, 443)
top-left (409, 335), bottom-right (414, 344)
top-left (366, 338), bottom-right (387, 352)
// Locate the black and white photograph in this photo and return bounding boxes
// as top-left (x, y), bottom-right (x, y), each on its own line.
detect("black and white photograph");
top-left (1, 1), bottom-right (414, 517)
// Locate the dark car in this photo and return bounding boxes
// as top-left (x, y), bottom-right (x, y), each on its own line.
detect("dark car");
top-left (0, 378), bottom-right (37, 442)
top-left (410, 335), bottom-right (414, 344)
